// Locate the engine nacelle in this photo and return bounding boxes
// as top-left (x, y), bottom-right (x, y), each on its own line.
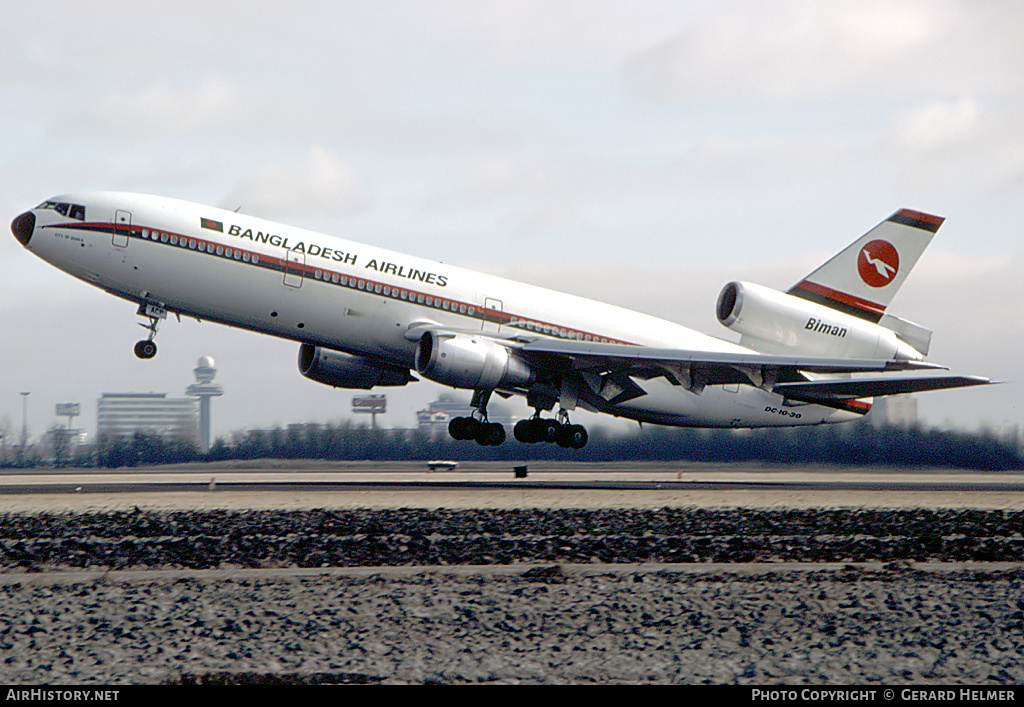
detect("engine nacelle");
top-left (298, 344), bottom-right (413, 389)
top-left (415, 331), bottom-right (535, 390)
top-left (716, 281), bottom-right (923, 360)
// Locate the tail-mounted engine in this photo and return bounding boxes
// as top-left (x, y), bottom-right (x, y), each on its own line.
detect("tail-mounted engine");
top-left (415, 330), bottom-right (535, 390)
top-left (716, 281), bottom-right (925, 360)
top-left (298, 343), bottom-right (414, 389)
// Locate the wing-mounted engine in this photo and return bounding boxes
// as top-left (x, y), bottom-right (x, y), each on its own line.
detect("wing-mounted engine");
top-left (716, 281), bottom-right (925, 360)
top-left (415, 330), bottom-right (535, 390)
top-left (298, 343), bottom-right (414, 389)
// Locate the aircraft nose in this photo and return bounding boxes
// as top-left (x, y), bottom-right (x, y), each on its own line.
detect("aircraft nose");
top-left (11, 211), bottom-right (35, 246)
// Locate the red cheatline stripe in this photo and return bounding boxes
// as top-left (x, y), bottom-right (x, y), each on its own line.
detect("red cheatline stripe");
top-left (895, 208), bottom-right (944, 226)
top-left (889, 209), bottom-right (944, 233)
top-left (792, 280), bottom-right (887, 317)
top-left (57, 221), bottom-right (631, 346)
top-left (843, 399), bottom-right (872, 412)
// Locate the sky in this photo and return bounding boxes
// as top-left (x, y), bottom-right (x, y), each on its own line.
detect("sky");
top-left (2, 0), bottom-right (1022, 445)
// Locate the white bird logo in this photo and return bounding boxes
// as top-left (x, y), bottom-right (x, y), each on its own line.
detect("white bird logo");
top-left (862, 249), bottom-right (896, 280)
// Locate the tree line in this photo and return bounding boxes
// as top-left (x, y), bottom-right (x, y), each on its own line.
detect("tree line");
top-left (5, 419), bottom-right (1019, 470)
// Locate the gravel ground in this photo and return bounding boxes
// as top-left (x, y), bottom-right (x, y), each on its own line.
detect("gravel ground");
top-left (0, 504), bottom-right (1022, 684)
top-left (0, 566), bottom-right (1021, 684)
top-left (1, 507), bottom-right (1022, 569)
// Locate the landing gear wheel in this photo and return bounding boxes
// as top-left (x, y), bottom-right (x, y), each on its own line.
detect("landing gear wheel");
top-left (564, 424), bottom-right (588, 449)
top-left (475, 422), bottom-right (506, 446)
top-left (514, 419), bottom-right (537, 443)
top-left (462, 417), bottom-right (481, 441)
top-left (538, 419), bottom-right (560, 444)
top-left (448, 416), bottom-right (466, 440)
top-left (134, 340), bottom-right (157, 359)
top-left (448, 416), bottom-right (481, 441)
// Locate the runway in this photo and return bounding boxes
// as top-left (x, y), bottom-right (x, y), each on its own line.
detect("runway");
top-left (3, 460), bottom-right (1023, 513)
top-left (4, 461), bottom-right (1024, 489)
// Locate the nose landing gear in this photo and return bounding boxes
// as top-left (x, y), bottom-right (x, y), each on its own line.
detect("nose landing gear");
top-left (133, 302), bottom-right (167, 359)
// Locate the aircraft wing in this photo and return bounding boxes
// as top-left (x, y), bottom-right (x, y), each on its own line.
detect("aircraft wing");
top-left (516, 338), bottom-right (944, 376)
top-left (513, 338), bottom-right (989, 402)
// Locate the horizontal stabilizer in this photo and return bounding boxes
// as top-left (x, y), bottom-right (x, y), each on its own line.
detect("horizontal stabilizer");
top-left (773, 375), bottom-right (993, 403)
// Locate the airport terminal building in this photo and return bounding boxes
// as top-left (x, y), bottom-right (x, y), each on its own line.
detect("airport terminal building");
top-left (96, 393), bottom-right (199, 442)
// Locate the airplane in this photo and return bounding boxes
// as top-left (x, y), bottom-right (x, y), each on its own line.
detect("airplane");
top-left (10, 193), bottom-right (993, 449)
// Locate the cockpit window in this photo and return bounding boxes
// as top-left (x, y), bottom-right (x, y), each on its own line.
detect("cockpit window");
top-left (36, 201), bottom-right (86, 221)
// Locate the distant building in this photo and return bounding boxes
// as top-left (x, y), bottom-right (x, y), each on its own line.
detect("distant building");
top-left (416, 398), bottom-right (475, 436)
top-left (869, 395), bottom-right (918, 428)
top-left (415, 397), bottom-right (516, 436)
top-left (44, 427), bottom-right (86, 448)
top-left (96, 393), bottom-right (199, 442)
top-left (41, 427), bottom-right (86, 462)
top-left (288, 422), bottom-right (322, 436)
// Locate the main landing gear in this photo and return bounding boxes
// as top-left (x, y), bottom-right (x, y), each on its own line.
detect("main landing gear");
top-left (446, 390), bottom-right (589, 449)
top-left (448, 389), bottom-right (506, 446)
top-left (513, 414), bottom-right (588, 449)
top-left (448, 416), bottom-right (506, 446)
top-left (133, 302), bottom-right (168, 359)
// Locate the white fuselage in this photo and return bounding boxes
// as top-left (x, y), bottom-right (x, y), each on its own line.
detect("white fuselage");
top-left (19, 192), bottom-right (858, 428)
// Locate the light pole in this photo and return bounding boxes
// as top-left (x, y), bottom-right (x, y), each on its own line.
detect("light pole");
top-left (20, 392), bottom-right (29, 450)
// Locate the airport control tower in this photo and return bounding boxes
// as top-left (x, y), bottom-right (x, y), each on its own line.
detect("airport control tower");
top-left (185, 356), bottom-right (224, 453)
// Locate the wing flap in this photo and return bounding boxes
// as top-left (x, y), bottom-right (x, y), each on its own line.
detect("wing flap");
top-left (773, 375), bottom-right (993, 403)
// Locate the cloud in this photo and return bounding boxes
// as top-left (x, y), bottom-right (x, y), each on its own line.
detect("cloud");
top-left (220, 146), bottom-right (370, 219)
top-left (627, 0), bottom-right (1024, 104)
top-left (72, 77), bottom-right (241, 139)
top-left (889, 99), bottom-right (981, 153)
top-left (874, 98), bottom-right (1024, 195)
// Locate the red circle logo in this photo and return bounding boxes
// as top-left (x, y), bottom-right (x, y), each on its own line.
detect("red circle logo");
top-left (858, 240), bottom-right (899, 287)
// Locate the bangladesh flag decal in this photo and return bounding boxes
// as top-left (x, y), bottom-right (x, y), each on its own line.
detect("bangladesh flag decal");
top-left (200, 217), bottom-right (223, 232)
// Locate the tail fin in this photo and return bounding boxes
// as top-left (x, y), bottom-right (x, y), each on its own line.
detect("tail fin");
top-left (788, 209), bottom-right (942, 323)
